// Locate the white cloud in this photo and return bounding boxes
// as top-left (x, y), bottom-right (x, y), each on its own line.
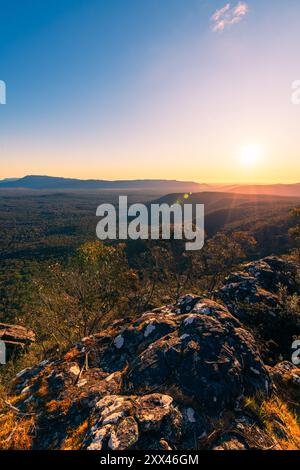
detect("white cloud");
top-left (211, 3), bottom-right (231, 22)
top-left (211, 2), bottom-right (249, 32)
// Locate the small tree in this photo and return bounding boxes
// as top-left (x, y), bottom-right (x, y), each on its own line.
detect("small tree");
top-left (31, 241), bottom-right (137, 350)
top-left (200, 231), bottom-right (257, 292)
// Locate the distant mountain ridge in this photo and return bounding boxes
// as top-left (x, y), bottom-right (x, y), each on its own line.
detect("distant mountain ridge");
top-left (1, 175), bottom-right (300, 197)
top-left (0, 178), bottom-right (18, 182)
top-left (0, 175), bottom-right (203, 191)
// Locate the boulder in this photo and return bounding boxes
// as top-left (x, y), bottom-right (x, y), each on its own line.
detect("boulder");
top-left (216, 257), bottom-right (298, 308)
top-left (269, 361), bottom-right (300, 410)
top-left (6, 295), bottom-right (271, 450)
top-left (85, 393), bottom-right (181, 450)
top-left (124, 305), bottom-right (270, 412)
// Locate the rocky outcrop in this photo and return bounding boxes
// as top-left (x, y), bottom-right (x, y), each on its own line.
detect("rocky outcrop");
top-left (216, 256), bottom-right (298, 315)
top-left (2, 256), bottom-right (299, 450)
top-left (0, 323), bottom-right (35, 346)
top-left (0, 323), bottom-right (35, 360)
top-left (214, 256), bottom-right (300, 363)
top-left (4, 297), bottom-right (272, 450)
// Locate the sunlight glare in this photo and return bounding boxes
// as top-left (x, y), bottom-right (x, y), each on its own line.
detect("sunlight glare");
top-left (238, 144), bottom-right (264, 168)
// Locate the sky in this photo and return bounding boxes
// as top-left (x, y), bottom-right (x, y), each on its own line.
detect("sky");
top-left (0, 0), bottom-right (300, 183)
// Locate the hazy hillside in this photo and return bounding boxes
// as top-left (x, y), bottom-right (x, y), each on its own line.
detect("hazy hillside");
top-left (154, 192), bottom-right (300, 255)
top-left (155, 191), bottom-right (300, 227)
top-left (222, 183), bottom-right (300, 198)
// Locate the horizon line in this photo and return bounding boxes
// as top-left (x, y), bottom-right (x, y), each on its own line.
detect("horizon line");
top-left (1, 174), bottom-right (300, 186)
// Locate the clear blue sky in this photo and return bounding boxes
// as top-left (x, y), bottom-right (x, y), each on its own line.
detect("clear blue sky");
top-left (0, 0), bottom-right (300, 182)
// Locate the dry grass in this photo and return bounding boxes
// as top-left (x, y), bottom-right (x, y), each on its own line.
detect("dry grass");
top-left (46, 397), bottom-right (72, 415)
top-left (0, 410), bottom-right (34, 450)
top-left (244, 395), bottom-right (300, 450)
top-left (62, 420), bottom-right (89, 450)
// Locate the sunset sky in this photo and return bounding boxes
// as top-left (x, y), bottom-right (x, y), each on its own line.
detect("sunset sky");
top-left (0, 0), bottom-right (300, 183)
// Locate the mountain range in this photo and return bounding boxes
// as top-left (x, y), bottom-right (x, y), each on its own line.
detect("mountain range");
top-left (1, 175), bottom-right (300, 197)
top-left (0, 175), bottom-right (202, 191)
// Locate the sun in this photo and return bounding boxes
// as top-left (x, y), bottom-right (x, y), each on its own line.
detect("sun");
top-left (238, 144), bottom-right (264, 167)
